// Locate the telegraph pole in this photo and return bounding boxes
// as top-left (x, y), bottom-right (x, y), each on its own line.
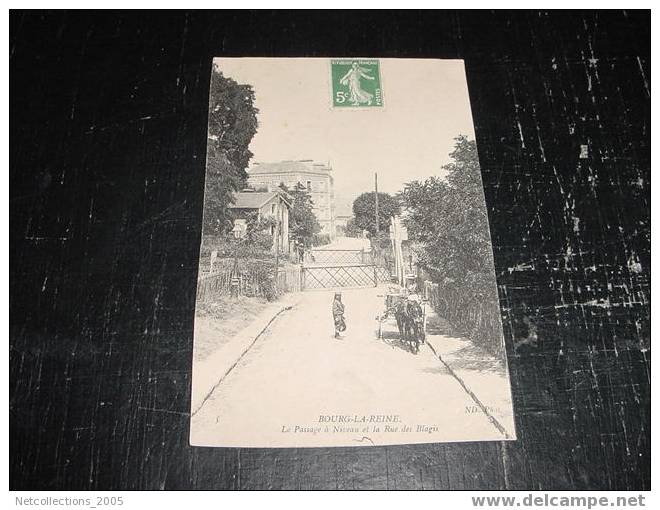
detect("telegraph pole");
top-left (273, 212), bottom-right (280, 285)
top-left (373, 172), bottom-right (379, 287)
top-left (374, 172), bottom-right (379, 238)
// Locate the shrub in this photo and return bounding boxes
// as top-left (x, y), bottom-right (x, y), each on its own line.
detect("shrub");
top-left (311, 233), bottom-right (332, 246)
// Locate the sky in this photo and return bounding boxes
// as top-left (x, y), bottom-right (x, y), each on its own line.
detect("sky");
top-left (214, 58), bottom-right (476, 215)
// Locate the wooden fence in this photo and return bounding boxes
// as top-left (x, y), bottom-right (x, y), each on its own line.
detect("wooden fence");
top-left (423, 280), bottom-right (505, 358)
top-left (196, 265), bottom-right (302, 303)
top-left (276, 265), bottom-right (303, 293)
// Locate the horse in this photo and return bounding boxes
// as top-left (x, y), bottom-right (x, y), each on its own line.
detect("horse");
top-left (406, 300), bottom-right (425, 346)
top-left (393, 299), bottom-right (421, 354)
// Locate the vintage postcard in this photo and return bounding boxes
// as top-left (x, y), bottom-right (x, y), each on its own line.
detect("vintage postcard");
top-left (190, 58), bottom-right (516, 448)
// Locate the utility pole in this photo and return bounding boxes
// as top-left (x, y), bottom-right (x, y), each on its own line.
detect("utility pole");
top-left (374, 172), bottom-right (379, 238)
top-left (231, 242), bottom-right (240, 299)
top-left (373, 172), bottom-right (379, 287)
top-left (273, 210), bottom-right (280, 286)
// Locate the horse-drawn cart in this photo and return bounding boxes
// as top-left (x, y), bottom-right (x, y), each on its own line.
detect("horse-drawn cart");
top-left (377, 288), bottom-right (427, 354)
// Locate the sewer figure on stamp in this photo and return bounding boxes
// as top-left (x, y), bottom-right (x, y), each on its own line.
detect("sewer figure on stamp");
top-left (340, 62), bottom-right (375, 106)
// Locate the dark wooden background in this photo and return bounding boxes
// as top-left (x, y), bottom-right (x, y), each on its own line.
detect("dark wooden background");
top-left (10, 11), bottom-right (650, 490)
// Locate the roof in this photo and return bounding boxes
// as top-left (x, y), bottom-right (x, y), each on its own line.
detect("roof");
top-left (248, 160), bottom-right (332, 177)
top-left (228, 191), bottom-right (291, 210)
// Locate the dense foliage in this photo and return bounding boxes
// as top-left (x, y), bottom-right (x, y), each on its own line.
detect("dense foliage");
top-left (400, 136), bottom-right (494, 290)
top-left (279, 183), bottom-right (322, 248)
top-left (202, 69), bottom-right (259, 235)
top-left (344, 217), bottom-right (363, 238)
top-left (311, 233), bottom-right (332, 246)
top-left (201, 211), bottom-right (274, 260)
top-left (400, 136), bottom-right (501, 355)
top-left (352, 192), bottom-right (400, 237)
top-left (200, 213), bottom-right (279, 300)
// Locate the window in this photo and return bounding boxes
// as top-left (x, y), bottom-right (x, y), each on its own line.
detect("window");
top-left (271, 204), bottom-right (276, 214)
top-left (306, 180), bottom-right (312, 191)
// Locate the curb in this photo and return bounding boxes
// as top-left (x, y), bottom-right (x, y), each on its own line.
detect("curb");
top-left (191, 301), bottom-right (296, 416)
top-left (425, 338), bottom-right (512, 440)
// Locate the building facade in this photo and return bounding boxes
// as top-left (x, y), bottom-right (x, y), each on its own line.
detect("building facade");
top-left (228, 190), bottom-right (291, 253)
top-left (247, 160), bottom-right (336, 239)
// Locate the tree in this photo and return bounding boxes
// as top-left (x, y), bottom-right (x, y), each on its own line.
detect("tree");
top-left (245, 212), bottom-right (276, 253)
top-left (399, 135), bottom-right (494, 292)
top-left (345, 218), bottom-right (363, 238)
top-left (399, 136), bottom-right (505, 355)
top-left (279, 183), bottom-right (322, 247)
top-left (352, 192), bottom-right (400, 237)
top-left (202, 69), bottom-right (259, 235)
top-left (202, 211), bottom-right (274, 260)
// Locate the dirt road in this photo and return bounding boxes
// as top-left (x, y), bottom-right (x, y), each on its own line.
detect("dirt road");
top-left (190, 285), bottom-right (510, 447)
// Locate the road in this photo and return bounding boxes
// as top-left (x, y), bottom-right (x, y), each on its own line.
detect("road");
top-left (190, 284), bottom-right (510, 447)
top-left (316, 236), bottom-right (371, 251)
top-left (303, 236), bottom-right (373, 268)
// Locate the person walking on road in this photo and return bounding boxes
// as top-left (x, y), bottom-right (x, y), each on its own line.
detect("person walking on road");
top-left (332, 292), bottom-right (346, 339)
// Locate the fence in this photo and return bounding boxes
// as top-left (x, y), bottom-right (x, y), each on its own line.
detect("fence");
top-left (423, 279), bottom-right (505, 358)
top-left (371, 244), bottom-right (395, 277)
top-left (277, 265), bottom-right (303, 293)
top-left (302, 265), bottom-right (390, 289)
top-left (196, 265), bottom-right (302, 303)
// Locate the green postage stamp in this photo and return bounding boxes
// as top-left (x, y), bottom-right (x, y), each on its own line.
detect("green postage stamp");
top-left (330, 59), bottom-right (383, 108)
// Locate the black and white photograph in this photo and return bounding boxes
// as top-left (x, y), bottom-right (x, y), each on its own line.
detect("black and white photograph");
top-left (190, 58), bottom-right (516, 447)
top-left (10, 10), bottom-right (650, 492)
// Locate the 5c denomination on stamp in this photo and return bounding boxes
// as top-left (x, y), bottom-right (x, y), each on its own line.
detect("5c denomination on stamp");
top-left (330, 59), bottom-right (383, 108)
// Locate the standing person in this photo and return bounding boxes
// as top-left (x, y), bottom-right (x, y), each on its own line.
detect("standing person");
top-left (332, 292), bottom-right (346, 339)
top-left (296, 240), bottom-right (305, 264)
